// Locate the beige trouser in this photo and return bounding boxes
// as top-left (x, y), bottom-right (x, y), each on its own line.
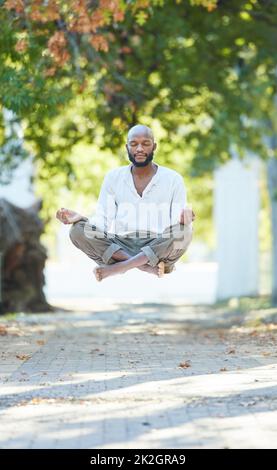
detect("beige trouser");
top-left (69, 220), bottom-right (193, 274)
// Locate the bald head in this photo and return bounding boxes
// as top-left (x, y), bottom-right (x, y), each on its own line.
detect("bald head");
top-left (127, 124), bottom-right (154, 142)
top-left (126, 124), bottom-right (157, 167)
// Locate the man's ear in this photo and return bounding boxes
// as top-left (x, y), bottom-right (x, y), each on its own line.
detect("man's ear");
top-left (153, 142), bottom-right (157, 151)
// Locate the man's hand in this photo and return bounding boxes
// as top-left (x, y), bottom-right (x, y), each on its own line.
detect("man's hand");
top-left (180, 207), bottom-right (196, 225)
top-left (56, 208), bottom-right (87, 224)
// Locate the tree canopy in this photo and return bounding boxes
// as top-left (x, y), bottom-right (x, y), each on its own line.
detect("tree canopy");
top-left (1, 0), bottom-right (277, 182)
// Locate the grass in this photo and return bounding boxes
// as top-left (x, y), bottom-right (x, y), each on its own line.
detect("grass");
top-left (213, 295), bottom-right (277, 328)
top-left (2, 312), bottom-right (18, 321)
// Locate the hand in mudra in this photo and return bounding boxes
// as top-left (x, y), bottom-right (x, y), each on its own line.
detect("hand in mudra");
top-left (179, 207), bottom-right (196, 225)
top-left (56, 208), bottom-right (85, 224)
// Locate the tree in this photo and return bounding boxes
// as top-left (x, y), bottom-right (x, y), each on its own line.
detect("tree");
top-left (1, 0), bottom-right (277, 303)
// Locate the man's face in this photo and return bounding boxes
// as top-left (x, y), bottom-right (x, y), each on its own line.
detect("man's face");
top-left (126, 134), bottom-right (156, 167)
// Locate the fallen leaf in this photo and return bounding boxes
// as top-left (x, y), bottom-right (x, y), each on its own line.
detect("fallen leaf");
top-left (227, 349), bottom-right (236, 354)
top-left (249, 330), bottom-right (258, 336)
top-left (178, 361), bottom-right (191, 368)
top-left (16, 354), bottom-right (31, 361)
top-left (0, 325), bottom-right (8, 336)
top-left (30, 398), bottom-right (45, 404)
top-left (36, 340), bottom-right (45, 346)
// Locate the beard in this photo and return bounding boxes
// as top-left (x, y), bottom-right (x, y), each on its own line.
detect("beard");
top-left (127, 148), bottom-right (154, 167)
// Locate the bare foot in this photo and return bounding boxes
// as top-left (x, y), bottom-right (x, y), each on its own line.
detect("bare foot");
top-left (138, 261), bottom-right (165, 277)
top-left (138, 265), bottom-right (159, 275)
top-left (157, 261), bottom-right (165, 277)
top-left (93, 260), bottom-right (165, 282)
top-left (93, 266), bottom-right (103, 282)
top-left (93, 263), bottom-right (128, 282)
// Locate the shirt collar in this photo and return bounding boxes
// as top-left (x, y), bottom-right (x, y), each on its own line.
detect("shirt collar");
top-left (125, 162), bottom-right (160, 179)
top-left (124, 162), bottom-right (160, 196)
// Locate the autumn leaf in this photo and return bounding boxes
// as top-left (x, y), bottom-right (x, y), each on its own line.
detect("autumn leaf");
top-left (16, 354), bottom-right (31, 360)
top-left (178, 361), bottom-right (191, 368)
top-left (113, 9), bottom-right (124, 22)
top-left (207, 2), bottom-right (217, 12)
top-left (0, 325), bottom-right (8, 336)
top-left (30, 397), bottom-right (45, 404)
top-left (15, 38), bottom-right (28, 53)
top-left (90, 34), bottom-right (109, 52)
top-left (48, 31), bottom-right (70, 66)
top-left (249, 330), bottom-right (258, 336)
top-left (226, 349), bottom-right (236, 354)
top-left (4, 0), bottom-right (24, 14)
top-left (44, 67), bottom-right (57, 77)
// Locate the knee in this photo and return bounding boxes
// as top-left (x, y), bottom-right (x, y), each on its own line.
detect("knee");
top-left (172, 224), bottom-right (193, 250)
top-left (69, 221), bottom-right (85, 245)
top-left (170, 222), bottom-right (193, 241)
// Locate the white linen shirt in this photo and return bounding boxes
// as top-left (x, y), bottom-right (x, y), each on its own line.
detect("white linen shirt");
top-left (89, 163), bottom-right (189, 235)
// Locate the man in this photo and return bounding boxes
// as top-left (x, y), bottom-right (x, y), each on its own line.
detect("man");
top-left (56, 124), bottom-right (195, 281)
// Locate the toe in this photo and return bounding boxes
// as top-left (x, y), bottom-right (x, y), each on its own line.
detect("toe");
top-left (158, 261), bottom-right (165, 277)
top-left (93, 267), bottom-right (101, 282)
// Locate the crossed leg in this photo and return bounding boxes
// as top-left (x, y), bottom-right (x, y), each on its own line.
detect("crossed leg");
top-left (68, 220), bottom-right (191, 282)
top-left (68, 222), bottom-right (165, 281)
top-left (93, 251), bottom-right (165, 282)
top-left (111, 249), bottom-right (165, 276)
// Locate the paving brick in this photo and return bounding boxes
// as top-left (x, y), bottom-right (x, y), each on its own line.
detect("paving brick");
top-left (0, 305), bottom-right (277, 448)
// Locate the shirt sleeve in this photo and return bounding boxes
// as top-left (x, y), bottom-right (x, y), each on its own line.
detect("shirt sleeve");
top-left (89, 171), bottom-right (117, 233)
top-left (170, 174), bottom-right (188, 225)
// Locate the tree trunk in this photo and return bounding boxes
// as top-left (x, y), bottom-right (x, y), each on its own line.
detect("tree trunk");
top-left (266, 155), bottom-right (277, 306)
top-left (0, 198), bottom-right (54, 314)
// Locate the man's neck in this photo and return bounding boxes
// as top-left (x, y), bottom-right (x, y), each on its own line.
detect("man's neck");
top-left (131, 162), bottom-right (157, 178)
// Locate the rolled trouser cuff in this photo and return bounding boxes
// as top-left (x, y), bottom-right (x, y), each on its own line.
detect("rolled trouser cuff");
top-left (102, 243), bottom-right (122, 264)
top-left (141, 245), bottom-right (159, 267)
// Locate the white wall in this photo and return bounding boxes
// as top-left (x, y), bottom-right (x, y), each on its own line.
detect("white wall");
top-left (214, 155), bottom-right (261, 300)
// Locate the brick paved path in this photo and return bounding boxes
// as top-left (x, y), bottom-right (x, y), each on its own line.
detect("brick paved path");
top-left (1, 302), bottom-right (277, 449)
